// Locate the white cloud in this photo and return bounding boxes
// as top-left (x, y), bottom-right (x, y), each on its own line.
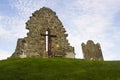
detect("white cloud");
top-left (0, 16), bottom-right (2, 20)
top-left (0, 26), bottom-right (10, 38)
top-left (0, 49), bottom-right (11, 60)
top-left (0, 24), bottom-right (27, 40)
top-left (0, 15), bottom-right (28, 40)
top-left (11, 0), bottom-right (46, 18)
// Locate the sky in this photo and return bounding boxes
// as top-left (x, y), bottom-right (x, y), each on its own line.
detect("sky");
top-left (0, 0), bottom-right (120, 60)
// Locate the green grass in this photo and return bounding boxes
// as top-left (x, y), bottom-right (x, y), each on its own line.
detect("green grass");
top-left (0, 58), bottom-right (120, 80)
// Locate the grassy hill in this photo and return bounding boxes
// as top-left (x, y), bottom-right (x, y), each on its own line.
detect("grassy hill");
top-left (0, 58), bottom-right (120, 80)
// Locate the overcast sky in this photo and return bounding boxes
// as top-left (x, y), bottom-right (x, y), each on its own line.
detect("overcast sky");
top-left (0, 0), bottom-right (120, 60)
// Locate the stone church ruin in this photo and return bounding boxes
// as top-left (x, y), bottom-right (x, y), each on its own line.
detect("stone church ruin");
top-left (11, 7), bottom-right (75, 58)
top-left (11, 7), bottom-right (104, 60)
top-left (81, 40), bottom-right (104, 60)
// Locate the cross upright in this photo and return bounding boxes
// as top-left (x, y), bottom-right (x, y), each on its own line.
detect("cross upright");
top-left (41, 28), bottom-right (57, 57)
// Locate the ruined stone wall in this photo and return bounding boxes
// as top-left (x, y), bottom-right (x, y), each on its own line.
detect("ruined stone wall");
top-left (11, 7), bottom-right (75, 58)
top-left (81, 40), bottom-right (103, 60)
top-left (11, 38), bottom-right (25, 58)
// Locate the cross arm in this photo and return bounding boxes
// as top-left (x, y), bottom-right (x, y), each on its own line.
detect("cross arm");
top-left (41, 34), bottom-right (57, 37)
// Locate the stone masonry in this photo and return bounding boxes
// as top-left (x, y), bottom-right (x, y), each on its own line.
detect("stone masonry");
top-left (81, 40), bottom-right (104, 60)
top-left (11, 7), bottom-right (75, 58)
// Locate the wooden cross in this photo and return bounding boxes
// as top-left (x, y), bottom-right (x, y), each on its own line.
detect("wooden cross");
top-left (41, 28), bottom-right (57, 57)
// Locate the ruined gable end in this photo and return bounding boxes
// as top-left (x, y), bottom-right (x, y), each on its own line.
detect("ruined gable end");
top-left (11, 7), bottom-right (75, 58)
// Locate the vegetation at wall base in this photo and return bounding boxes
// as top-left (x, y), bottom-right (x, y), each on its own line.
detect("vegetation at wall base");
top-left (0, 58), bottom-right (120, 80)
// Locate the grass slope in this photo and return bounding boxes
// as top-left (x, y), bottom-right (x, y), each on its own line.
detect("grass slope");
top-left (0, 58), bottom-right (120, 80)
